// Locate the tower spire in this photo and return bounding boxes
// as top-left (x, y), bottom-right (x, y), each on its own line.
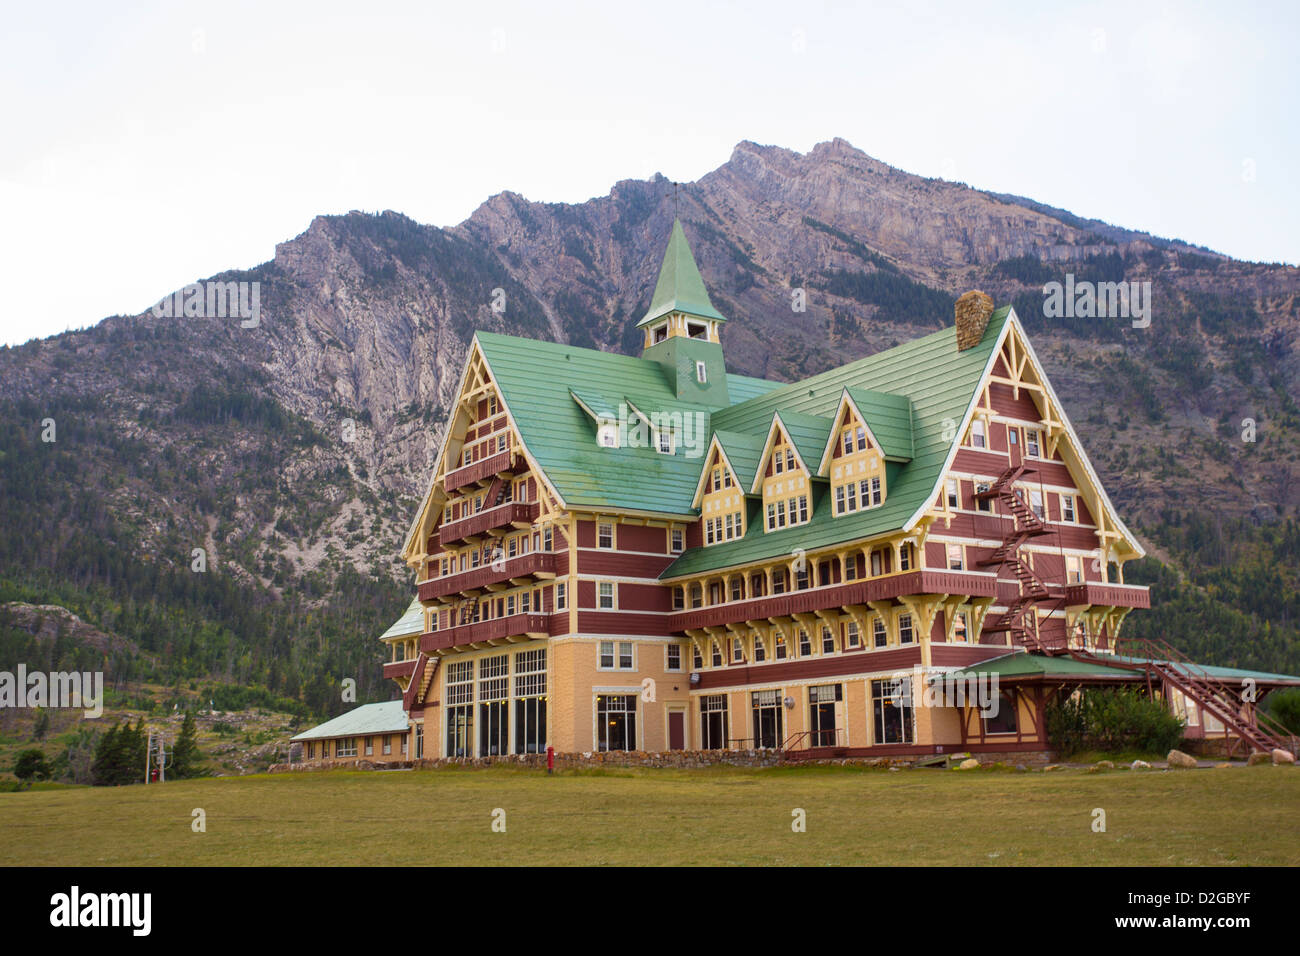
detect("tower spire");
top-left (637, 219), bottom-right (727, 331)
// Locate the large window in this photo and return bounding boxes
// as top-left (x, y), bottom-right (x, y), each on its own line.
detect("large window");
top-left (872, 677), bottom-right (915, 745)
top-left (514, 648), bottom-right (547, 754)
top-left (336, 737), bottom-right (357, 758)
top-left (701, 694), bottom-right (729, 750)
top-left (751, 689), bottom-right (784, 749)
top-left (445, 659), bottom-right (475, 758)
top-left (983, 691), bottom-right (1019, 735)
top-left (596, 695), bottom-right (637, 752)
top-left (478, 654), bottom-right (509, 757)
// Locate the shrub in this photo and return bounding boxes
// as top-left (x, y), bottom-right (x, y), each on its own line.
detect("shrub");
top-left (1045, 688), bottom-right (1185, 757)
top-left (1265, 688), bottom-right (1300, 734)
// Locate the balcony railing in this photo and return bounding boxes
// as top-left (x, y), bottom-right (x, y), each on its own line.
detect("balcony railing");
top-left (668, 569), bottom-right (998, 632)
top-left (421, 613), bottom-right (550, 652)
top-left (383, 658), bottom-right (418, 680)
top-left (1064, 581), bottom-right (1150, 609)
top-left (437, 501), bottom-right (539, 548)
top-left (418, 551), bottom-right (557, 600)
top-left (443, 449), bottom-right (517, 493)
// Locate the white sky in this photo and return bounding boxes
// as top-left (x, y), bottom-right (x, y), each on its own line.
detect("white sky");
top-left (1, 0), bottom-right (1296, 346)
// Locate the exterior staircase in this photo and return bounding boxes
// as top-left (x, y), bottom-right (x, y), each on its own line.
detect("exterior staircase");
top-left (975, 465), bottom-right (1058, 652)
top-left (401, 652), bottom-right (439, 712)
top-left (1074, 637), bottom-right (1297, 757)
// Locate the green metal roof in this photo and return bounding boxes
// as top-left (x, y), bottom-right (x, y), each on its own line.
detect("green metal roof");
top-left (772, 410), bottom-right (835, 479)
top-left (291, 700), bottom-right (409, 742)
top-left (379, 598), bottom-right (424, 641)
top-left (1112, 656), bottom-right (1300, 686)
top-left (845, 387), bottom-right (914, 462)
top-left (472, 306), bottom-right (1008, 574)
top-left (478, 331), bottom-right (735, 515)
top-left (713, 429), bottom-right (765, 492)
top-left (948, 652), bottom-right (1137, 680)
top-left (662, 308), bottom-right (1011, 577)
top-left (637, 219), bottom-right (727, 327)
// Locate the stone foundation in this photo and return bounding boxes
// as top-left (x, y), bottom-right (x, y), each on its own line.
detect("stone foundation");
top-left (269, 747), bottom-right (1057, 773)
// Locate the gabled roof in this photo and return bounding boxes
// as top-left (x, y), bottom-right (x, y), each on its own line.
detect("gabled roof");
top-left (475, 331), bottom-right (780, 515)
top-left (379, 598), bottom-right (424, 642)
top-left (637, 219), bottom-right (727, 328)
top-left (845, 387), bottom-right (913, 461)
top-left (713, 429), bottom-right (765, 493)
top-left (691, 431), bottom-right (763, 508)
top-left (661, 308), bottom-right (1013, 578)
top-left (291, 700), bottom-right (409, 742)
top-left (748, 411), bottom-right (833, 494)
top-left (569, 387), bottom-right (617, 423)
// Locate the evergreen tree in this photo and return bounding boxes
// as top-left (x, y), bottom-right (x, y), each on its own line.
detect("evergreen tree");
top-left (170, 711), bottom-right (200, 779)
top-left (91, 723), bottom-right (121, 786)
top-left (13, 749), bottom-right (52, 783)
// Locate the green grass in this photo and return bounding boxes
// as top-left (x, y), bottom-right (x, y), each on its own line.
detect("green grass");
top-left (1, 764), bottom-right (1297, 866)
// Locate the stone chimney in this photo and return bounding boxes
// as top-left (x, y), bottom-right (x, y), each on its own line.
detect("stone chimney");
top-left (955, 291), bottom-right (994, 351)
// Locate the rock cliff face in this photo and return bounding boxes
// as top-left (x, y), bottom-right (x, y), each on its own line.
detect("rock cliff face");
top-left (0, 137), bottom-right (1296, 689)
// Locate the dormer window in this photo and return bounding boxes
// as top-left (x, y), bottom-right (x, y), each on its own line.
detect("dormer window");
top-left (652, 322), bottom-right (669, 345)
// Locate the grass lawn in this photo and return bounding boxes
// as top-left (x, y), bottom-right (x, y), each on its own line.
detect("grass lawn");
top-left (1, 764), bottom-right (1297, 866)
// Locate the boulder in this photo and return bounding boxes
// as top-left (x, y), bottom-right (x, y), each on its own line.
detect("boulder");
top-left (1247, 752), bottom-right (1272, 766)
top-left (1095, 760), bottom-right (1115, 770)
top-left (1214, 762), bottom-right (1232, 769)
top-left (1166, 749), bottom-right (1198, 769)
top-left (1130, 759), bottom-right (1151, 770)
top-left (957, 758), bottom-right (980, 770)
top-left (1272, 749), bottom-right (1296, 765)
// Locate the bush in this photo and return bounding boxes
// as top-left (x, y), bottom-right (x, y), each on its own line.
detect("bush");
top-left (13, 748), bottom-right (52, 782)
top-left (1265, 688), bottom-right (1300, 734)
top-left (1045, 688), bottom-right (1185, 757)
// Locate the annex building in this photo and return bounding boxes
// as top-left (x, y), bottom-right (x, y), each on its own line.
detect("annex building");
top-left (292, 220), bottom-right (1299, 766)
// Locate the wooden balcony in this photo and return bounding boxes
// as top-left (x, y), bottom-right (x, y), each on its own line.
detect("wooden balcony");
top-left (383, 659), bottom-right (418, 680)
top-left (437, 501), bottom-right (539, 548)
top-left (418, 551), bottom-right (557, 600)
top-left (1064, 581), bottom-right (1150, 609)
top-left (443, 449), bottom-right (517, 493)
top-left (668, 569), bottom-right (998, 632)
top-left (420, 613), bottom-right (550, 652)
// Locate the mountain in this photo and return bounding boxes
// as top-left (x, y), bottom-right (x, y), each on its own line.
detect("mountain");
top-left (2, 137), bottom-right (1298, 717)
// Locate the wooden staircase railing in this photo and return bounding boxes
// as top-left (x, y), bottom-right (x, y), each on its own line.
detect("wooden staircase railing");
top-left (1077, 637), bottom-right (1296, 756)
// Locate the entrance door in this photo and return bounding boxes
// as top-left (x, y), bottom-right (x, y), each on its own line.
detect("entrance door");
top-left (667, 710), bottom-right (685, 750)
top-left (1008, 426), bottom-right (1023, 467)
top-left (809, 684), bottom-right (843, 747)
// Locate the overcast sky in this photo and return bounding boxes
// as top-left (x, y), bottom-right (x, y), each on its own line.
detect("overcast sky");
top-left (1, 0), bottom-right (1296, 346)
